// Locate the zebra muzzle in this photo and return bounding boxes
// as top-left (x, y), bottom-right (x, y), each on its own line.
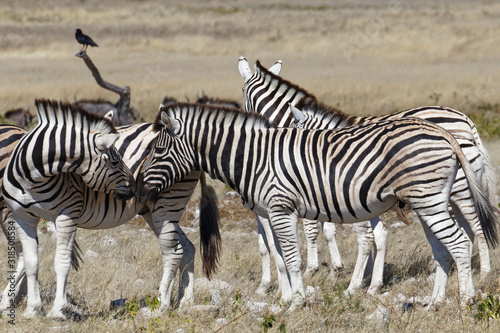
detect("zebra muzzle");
top-left (136, 173), bottom-right (161, 203)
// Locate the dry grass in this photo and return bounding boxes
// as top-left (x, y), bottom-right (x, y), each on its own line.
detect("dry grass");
top-left (0, 0), bottom-right (500, 331)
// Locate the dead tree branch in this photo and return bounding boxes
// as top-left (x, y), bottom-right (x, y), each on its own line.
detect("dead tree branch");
top-left (75, 50), bottom-right (134, 125)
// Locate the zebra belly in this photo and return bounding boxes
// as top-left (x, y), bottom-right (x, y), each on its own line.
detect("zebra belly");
top-left (246, 192), bottom-right (397, 224)
top-left (300, 198), bottom-right (397, 224)
top-left (77, 194), bottom-right (143, 229)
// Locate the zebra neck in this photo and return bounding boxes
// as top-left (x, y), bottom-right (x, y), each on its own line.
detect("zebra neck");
top-left (298, 98), bottom-right (360, 129)
top-left (250, 67), bottom-right (312, 127)
top-left (191, 125), bottom-right (269, 196)
top-left (17, 125), bottom-right (86, 181)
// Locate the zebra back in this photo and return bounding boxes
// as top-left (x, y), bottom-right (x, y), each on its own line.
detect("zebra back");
top-left (241, 58), bottom-right (499, 221)
top-left (4, 99), bottom-right (135, 205)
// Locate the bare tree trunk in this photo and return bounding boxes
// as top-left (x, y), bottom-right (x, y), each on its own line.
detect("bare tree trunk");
top-left (75, 50), bottom-right (133, 125)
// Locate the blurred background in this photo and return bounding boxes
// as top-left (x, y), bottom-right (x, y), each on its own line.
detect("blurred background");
top-left (1, 0), bottom-right (499, 122)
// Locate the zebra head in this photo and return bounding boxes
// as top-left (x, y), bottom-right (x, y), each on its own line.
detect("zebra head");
top-left (136, 105), bottom-right (193, 203)
top-left (78, 130), bottom-right (136, 200)
top-left (238, 57), bottom-right (282, 112)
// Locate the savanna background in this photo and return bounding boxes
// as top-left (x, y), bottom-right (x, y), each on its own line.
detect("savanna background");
top-left (0, 0), bottom-right (500, 332)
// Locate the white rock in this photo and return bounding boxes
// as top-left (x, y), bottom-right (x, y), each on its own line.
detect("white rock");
top-left (133, 279), bottom-right (146, 288)
top-left (139, 307), bottom-right (162, 320)
top-left (100, 235), bottom-right (118, 248)
top-left (366, 305), bottom-right (389, 322)
top-left (391, 221), bottom-right (406, 228)
top-left (246, 301), bottom-right (269, 312)
top-left (305, 285), bottom-right (319, 297)
top-left (85, 250), bottom-right (100, 260)
top-left (215, 318), bottom-right (228, 327)
top-left (225, 191), bottom-right (240, 199)
top-left (393, 293), bottom-right (406, 304)
top-left (211, 289), bottom-right (221, 305)
top-left (195, 278), bottom-right (233, 293)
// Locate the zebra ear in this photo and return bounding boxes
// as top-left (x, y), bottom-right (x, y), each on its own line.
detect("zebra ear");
top-left (268, 60), bottom-right (282, 75)
top-left (96, 133), bottom-right (120, 150)
top-left (160, 112), bottom-right (181, 134)
top-left (289, 103), bottom-right (307, 123)
top-left (104, 110), bottom-right (114, 121)
top-left (238, 56), bottom-right (252, 82)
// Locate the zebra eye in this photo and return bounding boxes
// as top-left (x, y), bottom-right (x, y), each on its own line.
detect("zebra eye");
top-left (155, 147), bottom-right (166, 154)
top-left (110, 159), bottom-right (119, 167)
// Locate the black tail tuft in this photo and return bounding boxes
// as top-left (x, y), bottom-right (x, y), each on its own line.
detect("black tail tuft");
top-left (478, 198), bottom-right (499, 249)
top-left (199, 173), bottom-right (221, 279)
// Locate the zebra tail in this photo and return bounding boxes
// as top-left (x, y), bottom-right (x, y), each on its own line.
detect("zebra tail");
top-left (451, 134), bottom-right (499, 248)
top-left (472, 128), bottom-right (500, 216)
top-left (71, 239), bottom-right (84, 271)
top-left (199, 172), bottom-right (221, 279)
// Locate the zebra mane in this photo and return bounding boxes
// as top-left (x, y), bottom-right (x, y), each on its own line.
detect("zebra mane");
top-left (295, 96), bottom-right (358, 127)
top-left (153, 102), bottom-right (276, 133)
top-left (255, 60), bottom-right (317, 101)
top-left (34, 99), bottom-right (117, 134)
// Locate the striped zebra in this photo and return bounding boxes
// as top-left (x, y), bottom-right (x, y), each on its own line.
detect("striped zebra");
top-left (0, 124), bottom-right (30, 302)
top-left (238, 57), bottom-right (498, 297)
top-left (136, 103), bottom-right (498, 309)
top-left (0, 100), bottom-right (220, 318)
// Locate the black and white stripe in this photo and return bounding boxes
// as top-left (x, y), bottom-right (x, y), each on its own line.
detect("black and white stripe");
top-left (239, 57), bottom-right (498, 297)
top-left (137, 103), bottom-right (497, 308)
top-left (0, 100), bottom-right (214, 318)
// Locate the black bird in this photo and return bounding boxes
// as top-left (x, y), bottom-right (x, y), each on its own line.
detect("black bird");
top-left (75, 29), bottom-right (98, 52)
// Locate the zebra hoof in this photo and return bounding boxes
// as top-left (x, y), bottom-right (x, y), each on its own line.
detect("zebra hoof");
top-left (47, 306), bottom-right (67, 319)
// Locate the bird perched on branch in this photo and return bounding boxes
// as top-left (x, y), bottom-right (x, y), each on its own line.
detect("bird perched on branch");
top-left (75, 29), bottom-right (98, 52)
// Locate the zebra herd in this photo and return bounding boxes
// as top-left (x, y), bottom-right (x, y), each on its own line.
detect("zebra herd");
top-left (0, 58), bottom-right (498, 318)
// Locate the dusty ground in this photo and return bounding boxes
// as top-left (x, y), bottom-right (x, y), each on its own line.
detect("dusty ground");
top-left (0, 0), bottom-right (499, 332)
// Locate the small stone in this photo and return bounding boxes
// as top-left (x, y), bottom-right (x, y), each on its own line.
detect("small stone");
top-left (85, 250), bottom-right (100, 260)
top-left (100, 235), bottom-right (118, 248)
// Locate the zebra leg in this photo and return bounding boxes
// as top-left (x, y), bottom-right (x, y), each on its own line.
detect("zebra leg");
top-left (416, 208), bottom-right (474, 307)
top-left (144, 212), bottom-right (184, 311)
top-left (48, 216), bottom-right (78, 319)
top-left (13, 216), bottom-right (41, 318)
top-left (268, 210), bottom-right (304, 308)
top-left (368, 217), bottom-right (387, 295)
top-left (0, 211), bottom-right (26, 309)
top-left (257, 215), bottom-right (292, 300)
top-left (322, 222), bottom-right (344, 274)
top-left (177, 227), bottom-right (195, 308)
top-left (345, 221), bottom-right (374, 295)
top-left (449, 176), bottom-right (490, 276)
top-left (256, 215), bottom-right (272, 294)
top-left (303, 218), bottom-right (320, 277)
top-left (421, 221), bottom-right (451, 305)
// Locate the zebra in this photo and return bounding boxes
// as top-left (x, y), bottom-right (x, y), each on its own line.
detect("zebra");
top-left (238, 57), bottom-right (387, 295)
top-left (238, 57), bottom-right (498, 297)
top-left (0, 100), bottom-right (220, 318)
top-left (136, 103), bottom-right (498, 309)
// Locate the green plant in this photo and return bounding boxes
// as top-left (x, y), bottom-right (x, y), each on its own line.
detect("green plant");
top-left (125, 298), bottom-right (139, 318)
top-left (145, 295), bottom-right (161, 312)
top-left (262, 311), bottom-right (286, 333)
top-left (262, 312), bottom-right (276, 332)
top-left (232, 289), bottom-right (243, 315)
top-left (474, 294), bottom-right (500, 323)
